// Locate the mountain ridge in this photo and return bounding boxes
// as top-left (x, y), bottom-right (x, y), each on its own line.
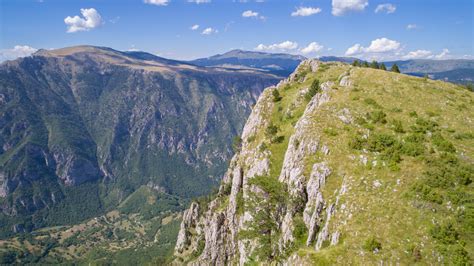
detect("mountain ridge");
top-left (174, 59), bottom-right (473, 264)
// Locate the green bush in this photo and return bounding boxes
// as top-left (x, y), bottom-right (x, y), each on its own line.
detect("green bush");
top-left (391, 119), bottom-right (405, 133)
top-left (411, 117), bottom-right (438, 133)
top-left (363, 236), bottom-right (382, 252)
top-left (430, 222), bottom-right (459, 245)
top-left (272, 89), bottom-right (282, 102)
top-left (366, 110), bottom-right (387, 124)
top-left (431, 133), bottom-right (456, 153)
top-left (305, 79), bottom-right (320, 101)
top-left (348, 134), bottom-right (366, 150)
top-left (367, 133), bottom-right (397, 152)
top-left (265, 123), bottom-right (278, 137)
top-left (232, 136), bottom-right (243, 152)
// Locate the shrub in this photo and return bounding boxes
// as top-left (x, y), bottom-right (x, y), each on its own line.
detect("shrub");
top-left (367, 133), bottom-right (397, 152)
top-left (232, 136), bottom-right (243, 152)
top-left (411, 117), bottom-right (438, 133)
top-left (366, 110), bottom-right (387, 124)
top-left (265, 123), bottom-right (278, 137)
top-left (272, 89), bottom-right (282, 102)
top-left (348, 134), bottom-right (366, 150)
top-left (409, 111), bottom-right (418, 117)
top-left (431, 133), bottom-right (456, 153)
top-left (363, 236), bottom-right (382, 252)
top-left (305, 79), bottom-right (320, 101)
top-left (392, 119), bottom-right (405, 133)
top-left (430, 222), bottom-right (459, 245)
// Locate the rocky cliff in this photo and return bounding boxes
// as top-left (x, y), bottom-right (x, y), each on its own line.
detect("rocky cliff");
top-left (0, 46), bottom-right (279, 236)
top-left (174, 59), bottom-right (473, 264)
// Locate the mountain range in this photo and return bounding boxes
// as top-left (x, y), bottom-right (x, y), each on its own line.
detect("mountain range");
top-left (0, 46), bottom-right (472, 264)
top-left (191, 50), bottom-right (474, 84)
top-left (0, 45), bottom-right (279, 237)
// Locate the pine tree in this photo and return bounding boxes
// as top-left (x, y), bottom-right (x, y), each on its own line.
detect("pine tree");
top-left (352, 60), bottom-right (360, 67)
top-left (370, 60), bottom-right (379, 69)
top-left (362, 61), bottom-right (369, 68)
top-left (379, 63), bottom-right (387, 71)
top-left (391, 63), bottom-right (400, 73)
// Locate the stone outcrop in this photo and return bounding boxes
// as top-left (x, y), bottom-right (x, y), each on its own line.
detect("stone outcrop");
top-left (175, 60), bottom-right (350, 264)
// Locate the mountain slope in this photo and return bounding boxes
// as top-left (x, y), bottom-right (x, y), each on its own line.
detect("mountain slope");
top-left (174, 60), bottom-right (473, 264)
top-left (190, 49), bottom-right (306, 77)
top-left (0, 45), bottom-right (280, 237)
top-left (385, 59), bottom-right (474, 84)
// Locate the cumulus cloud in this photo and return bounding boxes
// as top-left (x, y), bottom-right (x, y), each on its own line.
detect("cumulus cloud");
top-left (345, 38), bottom-right (402, 60)
top-left (375, 3), bottom-right (396, 14)
top-left (406, 24), bottom-right (419, 30)
top-left (201, 27), bottom-right (218, 35)
top-left (242, 10), bottom-right (258, 17)
top-left (332, 0), bottom-right (368, 16)
top-left (300, 42), bottom-right (324, 54)
top-left (402, 50), bottom-right (433, 59)
top-left (144, 0), bottom-right (169, 5)
top-left (0, 45), bottom-right (37, 62)
top-left (190, 24), bottom-right (200, 30)
top-left (242, 10), bottom-right (265, 19)
top-left (435, 48), bottom-right (450, 59)
top-left (291, 7), bottom-right (322, 17)
top-left (255, 41), bottom-right (298, 52)
top-left (188, 0), bottom-right (211, 3)
top-left (64, 8), bottom-right (103, 33)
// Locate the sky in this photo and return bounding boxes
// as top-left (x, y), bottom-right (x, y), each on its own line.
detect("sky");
top-left (0, 0), bottom-right (473, 62)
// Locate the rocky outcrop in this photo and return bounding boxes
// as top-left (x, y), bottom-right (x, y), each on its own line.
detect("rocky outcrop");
top-left (175, 59), bottom-right (349, 264)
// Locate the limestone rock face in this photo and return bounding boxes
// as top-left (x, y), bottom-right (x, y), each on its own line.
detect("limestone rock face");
top-left (174, 59), bottom-right (349, 264)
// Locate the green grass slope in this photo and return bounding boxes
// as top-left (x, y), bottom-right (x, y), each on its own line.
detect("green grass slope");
top-left (263, 63), bottom-right (473, 264)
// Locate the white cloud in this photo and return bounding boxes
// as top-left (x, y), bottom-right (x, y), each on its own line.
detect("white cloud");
top-left (345, 38), bottom-right (401, 60)
top-left (242, 10), bottom-right (258, 17)
top-left (188, 0), bottom-right (211, 3)
top-left (365, 38), bottom-right (401, 53)
top-left (406, 24), bottom-right (419, 30)
top-left (300, 42), bottom-right (324, 54)
top-left (144, 0), bottom-right (169, 5)
top-left (435, 48), bottom-right (450, 59)
top-left (0, 45), bottom-right (37, 62)
top-left (345, 43), bottom-right (364, 56)
top-left (255, 41), bottom-right (298, 52)
top-left (201, 27), bottom-right (218, 35)
top-left (332, 0), bottom-right (368, 16)
top-left (375, 3), bottom-right (396, 14)
top-left (64, 8), bottom-right (103, 33)
top-left (402, 50), bottom-right (433, 59)
top-left (190, 24), bottom-right (200, 30)
top-left (291, 7), bottom-right (322, 17)
top-left (242, 10), bottom-right (265, 20)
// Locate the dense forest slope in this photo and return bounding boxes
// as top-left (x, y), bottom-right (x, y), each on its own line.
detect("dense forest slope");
top-left (174, 59), bottom-right (473, 264)
top-left (0, 46), bottom-right (279, 237)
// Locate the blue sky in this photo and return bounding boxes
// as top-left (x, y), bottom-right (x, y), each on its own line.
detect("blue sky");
top-left (0, 0), bottom-right (473, 61)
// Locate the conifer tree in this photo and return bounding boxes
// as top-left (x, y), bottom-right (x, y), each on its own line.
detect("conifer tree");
top-left (391, 63), bottom-right (400, 73)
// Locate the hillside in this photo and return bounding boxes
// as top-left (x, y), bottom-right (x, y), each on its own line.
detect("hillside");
top-left (191, 49), bottom-right (474, 84)
top-left (174, 59), bottom-right (474, 264)
top-left (0, 45), bottom-right (279, 238)
top-left (190, 49), bottom-right (306, 77)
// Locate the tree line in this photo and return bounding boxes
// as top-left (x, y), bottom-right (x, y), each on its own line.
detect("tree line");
top-left (352, 60), bottom-right (400, 73)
